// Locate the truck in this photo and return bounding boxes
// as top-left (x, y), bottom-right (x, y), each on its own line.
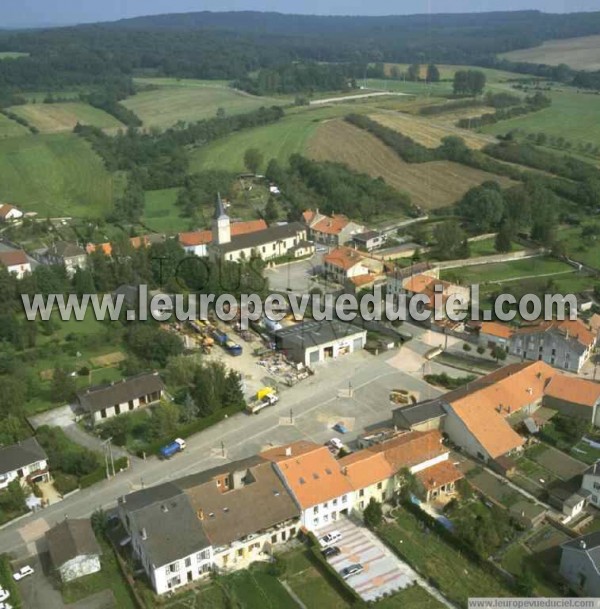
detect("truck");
top-left (159, 438), bottom-right (186, 459)
top-left (246, 387), bottom-right (279, 414)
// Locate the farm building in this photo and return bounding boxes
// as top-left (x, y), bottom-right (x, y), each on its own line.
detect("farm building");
top-left (0, 249), bottom-right (31, 279)
top-left (76, 372), bottom-right (165, 424)
top-left (46, 518), bottom-right (102, 583)
top-left (543, 375), bottom-right (600, 425)
top-left (302, 209), bottom-right (364, 246)
top-left (274, 320), bottom-right (367, 366)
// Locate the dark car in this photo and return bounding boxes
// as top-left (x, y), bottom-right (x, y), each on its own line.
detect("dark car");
top-left (322, 546), bottom-right (341, 558)
top-left (340, 563), bottom-right (363, 579)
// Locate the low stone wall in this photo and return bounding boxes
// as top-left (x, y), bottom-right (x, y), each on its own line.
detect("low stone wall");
top-left (436, 248), bottom-right (545, 270)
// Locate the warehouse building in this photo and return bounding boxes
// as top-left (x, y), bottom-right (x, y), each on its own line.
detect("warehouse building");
top-left (274, 320), bottom-right (367, 366)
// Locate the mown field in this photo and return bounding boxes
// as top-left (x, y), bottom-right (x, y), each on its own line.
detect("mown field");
top-left (481, 89), bottom-right (600, 148)
top-left (143, 188), bottom-right (190, 233)
top-left (0, 133), bottom-right (118, 217)
top-left (382, 63), bottom-right (532, 83)
top-left (9, 101), bottom-right (124, 133)
top-left (123, 82), bottom-right (286, 129)
top-left (306, 119), bottom-right (515, 209)
top-left (0, 51), bottom-right (28, 59)
top-left (370, 111), bottom-right (498, 149)
top-left (501, 35), bottom-right (600, 71)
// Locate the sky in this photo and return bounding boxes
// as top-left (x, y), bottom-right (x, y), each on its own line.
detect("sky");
top-left (3, 0), bottom-right (599, 28)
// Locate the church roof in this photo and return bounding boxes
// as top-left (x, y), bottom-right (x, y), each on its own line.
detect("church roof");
top-left (214, 193), bottom-right (228, 220)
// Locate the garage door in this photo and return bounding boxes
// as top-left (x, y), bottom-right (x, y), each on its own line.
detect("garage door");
top-left (309, 350), bottom-right (320, 364)
top-left (353, 337), bottom-right (364, 350)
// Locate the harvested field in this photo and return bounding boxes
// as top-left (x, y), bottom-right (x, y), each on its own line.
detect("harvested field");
top-left (90, 351), bottom-right (126, 367)
top-left (9, 102), bottom-right (123, 133)
top-left (502, 35), bottom-right (600, 72)
top-left (370, 111), bottom-right (498, 149)
top-left (306, 119), bottom-right (515, 209)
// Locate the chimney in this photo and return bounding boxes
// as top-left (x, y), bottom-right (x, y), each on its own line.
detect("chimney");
top-left (285, 446), bottom-right (292, 457)
top-left (527, 388), bottom-right (533, 395)
top-left (141, 528), bottom-right (147, 540)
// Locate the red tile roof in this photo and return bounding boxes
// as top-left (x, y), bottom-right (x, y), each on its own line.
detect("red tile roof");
top-left (312, 214), bottom-right (349, 235)
top-left (544, 375), bottom-right (600, 408)
top-left (0, 249), bottom-right (28, 267)
top-left (415, 460), bottom-right (464, 492)
top-left (367, 430), bottom-right (447, 471)
top-left (480, 322), bottom-right (514, 340)
top-left (324, 247), bottom-right (364, 271)
top-left (179, 220), bottom-right (267, 247)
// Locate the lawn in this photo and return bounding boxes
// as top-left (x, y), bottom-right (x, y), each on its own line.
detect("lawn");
top-left (0, 133), bottom-right (119, 217)
top-left (376, 585), bottom-right (447, 609)
top-left (283, 548), bottom-right (348, 609)
top-left (467, 237), bottom-right (523, 258)
top-left (379, 508), bottom-right (513, 607)
top-left (122, 83), bottom-right (286, 130)
top-left (0, 112), bottom-right (30, 139)
top-left (143, 188), bottom-right (192, 233)
top-left (0, 52), bottom-right (28, 60)
top-left (441, 256), bottom-right (576, 286)
top-left (571, 439), bottom-right (600, 465)
top-left (481, 89), bottom-right (600, 149)
top-left (557, 223), bottom-right (600, 271)
top-left (382, 64), bottom-right (532, 85)
top-left (468, 469), bottom-right (523, 508)
top-left (61, 540), bottom-right (136, 609)
top-left (9, 102), bottom-right (124, 134)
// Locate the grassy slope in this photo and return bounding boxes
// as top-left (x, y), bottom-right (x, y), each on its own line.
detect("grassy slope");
top-left (481, 89), bottom-right (600, 147)
top-left (123, 83), bottom-right (286, 129)
top-left (0, 52), bottom-right (28, 59)
top-left (0, 112), bottom-right (30, 138)
top-left (143, 188), bottom-right (191, 233)
top-left (501, 35), bottom-right (600, 71)
top-left (9, 102), bottom-right (124, 134)
top-left (0, 133), bottom-right (117, 217)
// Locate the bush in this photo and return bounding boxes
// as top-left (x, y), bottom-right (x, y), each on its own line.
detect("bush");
top-left (463, 343), bottom-right (472, 352)
top-left (53, 472), bottom-right (79, 495)
top-left (0, 554), bottom-right (22, 609)
top-left (476, 346), bottom-right (485, 354)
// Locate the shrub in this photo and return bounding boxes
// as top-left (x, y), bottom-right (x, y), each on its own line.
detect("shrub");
top-left (53, 472), bottom-right (79, 495)
top-left (463, 343), bottom-right (472, 351)
top-left (476, 345), bottom-right (485, 354)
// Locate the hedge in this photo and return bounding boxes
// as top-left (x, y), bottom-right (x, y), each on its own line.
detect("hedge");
top-left (0, 554), bottom-right (22, 608)
top-left (303, 531), bottom-right (361, 604)
top-left (138, 403), bottom-right (244, 458)
top-left (80, 456), bottom-right (129, 488)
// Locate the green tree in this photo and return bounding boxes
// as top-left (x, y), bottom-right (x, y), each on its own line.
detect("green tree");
top-left (432, 220), bottom-right (466, 260)
top-left (363, 497), bottom-right (383, 529)
top-left (426, 63), bottom-right (440, 82)
top-left (495, 221), bottom-right (513, 253)
top-left (516, 567), bottom-right (536, 596)
top-left (0, 480), bottom-right (26, 514)
top-left (264, 198), bottom-right (279, 225)
top-left (223, 370), bottom-right (245, 409)
top-left (398, 467), bottom-right (419, 501)
top-left (407, 63), bottom-right (421, 82)
top-left (458, 182), bottom-right (505, 232)
top-left (491, 345), bottom-right (507, 362)
top-left (244, 147), bottom-right (263, 174)
top-left (51, 367), bottom-right (77, 403)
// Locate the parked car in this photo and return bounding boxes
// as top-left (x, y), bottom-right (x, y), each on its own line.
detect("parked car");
top-left (12, 565), bottom-right (34, 581)
top-left (319, 531), bottom-right (342, 547)
top-left (328, 438), bottom-right (343, 450)
top-left (340, 563), bottom-right (363, 579)
top-left (333, 422), bottom-right (348, 434)
top-left (0, 602), bottom-right (13, 609)
top-left (0, 589), bottom-right (9, 603)
top-left (322, 546), bottom-right (341, 558)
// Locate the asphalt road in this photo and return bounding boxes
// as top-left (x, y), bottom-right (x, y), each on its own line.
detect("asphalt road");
top-left (1, 346), bottom-right (443, 561)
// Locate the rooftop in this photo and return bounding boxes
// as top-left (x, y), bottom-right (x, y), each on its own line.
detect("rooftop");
top-left (179, 220), bottom-right (267, 247)
top-left (76, 372), bottom-right (164, 414)
top-left (353, 230), bottom-right (382, 242)
top-left (0, 249), bottom-right (28, 267)
top-left (216, 222), bottom-right (305, 255)
top-left (324, 247), bottom-right (366, 271)
top-left (47, 241), bottom-right (86, 258)
top-left (46, 519), bottom-right (101, 568)
top-left (0, 437), bottom-right (47, 476)
top-left (480, 321), bottom-right (514, 340)
top-left (311, 214), bottom-right (350, 235)
top-left (514, 319), bottom-right (595, 350)
top-left (393, 398), bottom-right (447, 427)
top-left (544, 375), bottom-right (600, 408)
top-left (275, 319), bottom-right (366, 349)
top-left (338, 451), bottom-right (394, 489)
top-left (415, 460), bottom-right (463, 492)
top-left (367, 429), bottom-right (447, 471)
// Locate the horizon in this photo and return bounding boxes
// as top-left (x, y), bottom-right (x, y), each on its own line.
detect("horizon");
top-left (2, 0), bottom-right (599, 29)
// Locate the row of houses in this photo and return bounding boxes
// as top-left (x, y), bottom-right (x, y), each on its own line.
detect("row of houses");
top-left (118, 429), bottom-right (462, 594)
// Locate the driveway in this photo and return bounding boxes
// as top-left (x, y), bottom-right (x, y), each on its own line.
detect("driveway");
top-left (319, 516), bottom-right (418, 602)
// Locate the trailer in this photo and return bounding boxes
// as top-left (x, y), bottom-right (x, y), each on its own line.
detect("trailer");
top-left (159, 438), bottom-right (186, 459)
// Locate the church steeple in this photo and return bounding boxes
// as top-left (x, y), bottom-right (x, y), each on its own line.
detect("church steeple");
top-left (212, 192), bottom-right (231, 245)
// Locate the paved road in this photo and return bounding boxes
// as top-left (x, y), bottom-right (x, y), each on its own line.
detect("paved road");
top-left (1, 347), bottom-right (443, 561)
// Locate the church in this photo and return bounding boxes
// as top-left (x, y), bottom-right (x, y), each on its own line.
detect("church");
top-left (208, 194), bottom-right (314, 262)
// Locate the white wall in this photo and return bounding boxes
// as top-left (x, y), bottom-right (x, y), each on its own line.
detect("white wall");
top-left (303, 331), bottom-right (366, 366)
top-left (443, 409), bottom-right (490, 461)
top-left (60, 555), bottom-right (101, 583)
top-left (302, 493), bottom-right (353, 530)
top-left (409, 451), bottom-right (448, 475)
top-left (0, 458), bottom-right (48, 490)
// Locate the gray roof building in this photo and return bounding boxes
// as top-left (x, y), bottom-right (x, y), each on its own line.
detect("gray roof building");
top-left (46, 519), bottom-right (101, 569)
top-left (76, 372), bottom-right (165, 415)
top-left (393, 398), bottom-right (448, 430)
top-left (216, 222), bottom-right (306, 255)
top-left (0, 437), bottom-right (48, 477)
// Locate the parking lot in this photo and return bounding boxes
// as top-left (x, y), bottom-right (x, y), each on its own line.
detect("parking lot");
top-left (318, 516), bottom-right (418, 602)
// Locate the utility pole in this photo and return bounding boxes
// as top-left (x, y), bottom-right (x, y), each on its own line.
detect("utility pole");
top-left (221, 441), bottom-right (225, 458)
top-left (289, 408), bottom-right (293, 424)
top-left (109, 439), bottom-right (115, 477)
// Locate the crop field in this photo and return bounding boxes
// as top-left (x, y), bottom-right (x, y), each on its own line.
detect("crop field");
top-left (122, 83), bottom-right (286, 129)
top-left (0, 112), bottom-right (30, 138)
top-left (0, 133), bottom-right (117, 217)
top-left (370, 111), bottom-right (498, 149)
top-left (502, 35), bottom-right (600, 72)
top-left (481, 89), bottom-right (600, 148)
top-left (306, 119), bottom-right (515, 209)
top-left (9, 102), bottom-right (124, 133)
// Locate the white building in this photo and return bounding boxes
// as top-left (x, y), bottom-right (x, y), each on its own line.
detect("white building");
top-left (0, 437), bottom-right (49, 490)
top-left (0, 203), bottom-right (24, 222)
top-left (0, 249), bottom-right (31, 279)
top-left (76, 372), bottom-right (165, 424)
top-left (46, 519), bottom-right (102, 583)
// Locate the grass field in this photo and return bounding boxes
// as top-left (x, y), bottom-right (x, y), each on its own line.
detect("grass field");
top-left (0, 133), bottom-right (118, 217)
top-left (557, 223), bottom-right (600, 270)
top-left (123, 83), bottom-right (286, 129)
top-left (0, 112), bottom-right (30, 139)
top-left (9, 102), bottom-right (124, 134)
top-left (142, 188), bottom-right (192, 233)
top-left (370, 111), bottom-right (498, 149)
top-left (306, 119), bottom-right (515, 209)
top-left (379, 508), bottom-right (513, 606)
top-left (382, 63), bottom-right (532, 83)
top-left (501, 35), bottom-right (600, 72)
top-left (481, 89), bottom-right (600, 148)
top-left (0, 51), bottom-right (28, 60)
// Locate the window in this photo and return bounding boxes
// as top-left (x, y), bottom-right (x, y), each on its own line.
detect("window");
top-left (333, 498), bottom-right (338, 506)
top-left (377, 482), bottom-right (383, 490)
top-left (323, 502), bottom-right (328, 508)
top-left (101, 409), bottom-right (107, 419)
top-left (359, 501), bottom-right (364, 509)
top-left (313, 505), bottom-right (319, 514)
top-left (359, 489), bottom-right (364, 497)
top-left (342, 495), bottom-right (347, 503)
top-left (196, 549), bottom-right (210, 562)
top-left (168, 562), bottom-right (180, 574)
top-left (271, 534), bottom-right (277, 543)
top-left (237, 549), bottom-right (243, 557)
top-left (313, 519), bottom-right (318, 527)
top-left (593, 482), bottom-right (600, 491)
top-left (185, 557), bottom-right (191, 568)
